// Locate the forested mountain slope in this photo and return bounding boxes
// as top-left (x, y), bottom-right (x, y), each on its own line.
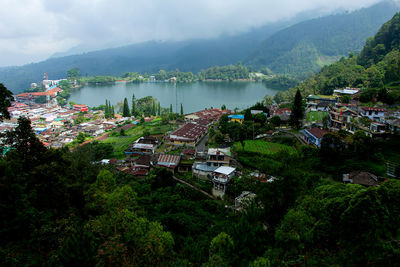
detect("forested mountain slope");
top-left (277, 11), bottom-right (400, 103)
top-left (246, 1), bottom-right (399, 78)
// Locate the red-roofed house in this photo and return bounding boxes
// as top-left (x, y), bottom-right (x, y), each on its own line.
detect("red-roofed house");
top-left (168, 123), bottom-right (208, 147)
top-left (16, 87), bottom-right (63, 104)
top-left (300, 127), bottom-right (329, 148)
top-left (274, 108), bottom-right (292, 121)
top-left (157, 154), bottom-right (181, 170)
top-left (73, 104), bottom-right (88, 112)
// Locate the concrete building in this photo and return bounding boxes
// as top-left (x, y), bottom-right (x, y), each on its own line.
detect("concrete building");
top-left (210, 166), bottom-right (236, 195)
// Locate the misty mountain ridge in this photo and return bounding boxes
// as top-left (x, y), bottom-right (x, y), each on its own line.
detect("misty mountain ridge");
top-left (1, 0), bottom-right (399, 93)
top-left (245, 0), bottom-right (400, 78)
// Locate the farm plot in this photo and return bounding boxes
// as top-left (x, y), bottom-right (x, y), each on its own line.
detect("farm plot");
top-left (234, 140), bottom-right (296, 155)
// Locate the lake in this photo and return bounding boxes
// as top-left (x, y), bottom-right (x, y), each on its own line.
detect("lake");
top-left (68, 81), bottom-right (281, 113)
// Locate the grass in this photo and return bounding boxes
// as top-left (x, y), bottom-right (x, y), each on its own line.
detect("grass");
top-left (233, 140), bottom-right (296, 155)
top-left (101, 119), bottom-right (177, 158)
top-left (306, 111), bottom-right (328, 122)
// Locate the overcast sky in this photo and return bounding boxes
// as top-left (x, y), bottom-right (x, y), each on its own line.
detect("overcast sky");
top-left (0, 0), bottom-right (386, 67)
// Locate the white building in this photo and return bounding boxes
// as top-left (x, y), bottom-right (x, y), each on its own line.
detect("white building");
top-left (210, 166), bottom-right (236, 195)
top-left (361, 107), bottom-right (386, 122)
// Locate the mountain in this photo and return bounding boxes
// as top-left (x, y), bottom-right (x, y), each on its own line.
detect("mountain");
top-left (1, 1), bottom-right (399, 93)
top-left (0, 21), bottom-right (290, 93)
top-left (277, 10), bottom-right (400, 103)
top-left (246, 1), bottom-right (399, 78)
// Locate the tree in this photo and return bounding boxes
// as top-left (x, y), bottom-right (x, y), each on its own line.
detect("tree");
top-left (221, 104), bottom-right (226, 110)
top-left (270, 116), bottom-right (282, 127)
top-left (131, 94), bottom-right (136, 116)
top-left (158, 102), bottom-right (161, 115)
top-left (290, 89), bottom-right (304, 129)
top-left (209, 232), bottom-right (234, 265)
top-left (340, 95), bottom-right (351, 104)
top-left (76, 132), bottom-right (85, 144)
top-left (111, 105), bottom-right (115, 117)
top-left (170, 104), bottom-right (173, 113)
top-left (180, 103), bottom-right (184, 115)
top-left (152, 100), bottom-right (156, 116)
top-left (273, 91), bottom-right (285, 104)
top-left (122, 97), bottom-right (130, 117)
top-left (0, 83), bottom-right (13, 121)
top-left (104, 100), bottom-right (109, 118)
top-left (67, 68), bottom-right (80, 79)
top-left (263, 95), bottom-right (273, 106)
top-left (3, 116), bottom-right (46, 157)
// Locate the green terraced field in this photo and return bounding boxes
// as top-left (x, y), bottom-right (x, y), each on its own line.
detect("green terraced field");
top-left (234, 140), bottom-right (296, 155)
top-left (102, 118), bottom-right (177, 158)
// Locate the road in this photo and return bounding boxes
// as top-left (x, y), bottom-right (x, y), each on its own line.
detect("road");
top-left (196, 133), bottom-right (209, 152)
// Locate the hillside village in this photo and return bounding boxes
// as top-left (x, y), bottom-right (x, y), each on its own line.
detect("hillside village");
top-left (2, 7), bottom-right (400, 265)
top-left (2, 76), bottom-right (400, 201)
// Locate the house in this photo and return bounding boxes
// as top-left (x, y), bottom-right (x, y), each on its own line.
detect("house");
top-left (250, 110), bottom-right (265, 115)
top-left (370, 122), bottom-right (386, 135)
top-left (206, 148), bottom-right (231, 167)
top-left (343, 171), bottom-right (380, 186)
top-left (126, 136), bottom-right (159, 156)
top-left (300, 127), bottom-right (328, 148)
top-left (181, 148), bottom-right (196, 160)
top-left (333, 87), bottom-right (360, 98)
top-left (228, 115), bottom-right (244, 123)
top-left (306, 95), bottom-right (338, 108)
top-left (328, 106), bottom-right (359, 132)
top-left (274, 108), bottom-right (292, 121)
top-left (386, 119), bottom-right (400, 134)
top-left (167, 123), bottom-right (208, 147)
top-left (178, 149), bottom-right (195, 173)
top-left (192, 148), bottom-right (231, 178)
top-left (360, 107), bottom-right (386, 122)
top-left (193, 108), bottom-right (231, 122)
top-left (210, 166), bottom-right (236, 195)
top-left (157, 154), bottom-right (181, 170)
top-left (315, 102), bottom-right (330, 112)
top-left (73, 104), bottom-right (88, 113)
top-left (129, 155), bottom-right (152, 176)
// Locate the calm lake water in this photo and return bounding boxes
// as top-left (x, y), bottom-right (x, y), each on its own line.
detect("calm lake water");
top-left (68, 81), bottom-right (281, 113)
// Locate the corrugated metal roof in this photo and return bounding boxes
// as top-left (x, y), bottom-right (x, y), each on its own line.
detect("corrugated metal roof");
top-left (157, 154), bottom-right (181, 167)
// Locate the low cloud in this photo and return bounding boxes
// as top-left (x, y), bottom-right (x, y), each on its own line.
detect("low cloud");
top-left (0, 0), bottom-right (384, 66)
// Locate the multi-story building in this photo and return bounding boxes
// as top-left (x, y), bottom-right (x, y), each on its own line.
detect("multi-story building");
top-left (360, 107), bottom-right (386, 122)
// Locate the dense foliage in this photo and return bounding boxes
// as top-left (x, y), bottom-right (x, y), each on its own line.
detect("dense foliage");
top-left (246, 1), bottom-right (398, 78)
top-left (278, 11), bottom-right (400, 103)
top-left (198, 64), bottom-right (250, 81)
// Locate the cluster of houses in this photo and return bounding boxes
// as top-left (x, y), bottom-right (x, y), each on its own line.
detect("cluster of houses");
top-left (116, 108), bottom-right (242, 197)
top-left (299, 87), bottom-right (400, 148)
top-left (1, 101), bottom-right (129, 148)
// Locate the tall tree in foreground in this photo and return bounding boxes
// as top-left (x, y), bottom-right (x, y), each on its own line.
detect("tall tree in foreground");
top-left (290, 89), bottom-right (304, 129)
top-left (122, 97), bottom-right (130, 117)
top-left (180, 103), bottom-right (184, 115)
top-left (170, 104), bottom-right (173, 113)
top-left (0, 83), bottom-right (13, 121)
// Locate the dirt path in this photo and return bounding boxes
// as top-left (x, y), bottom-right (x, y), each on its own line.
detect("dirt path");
top-left (172, 175), bottom-right (216, 200)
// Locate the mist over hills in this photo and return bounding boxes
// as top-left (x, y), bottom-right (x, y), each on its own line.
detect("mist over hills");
top-left (245, 0), bottom-right (399, 77)
top-left (1, 1), bottom-right (399, 93)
